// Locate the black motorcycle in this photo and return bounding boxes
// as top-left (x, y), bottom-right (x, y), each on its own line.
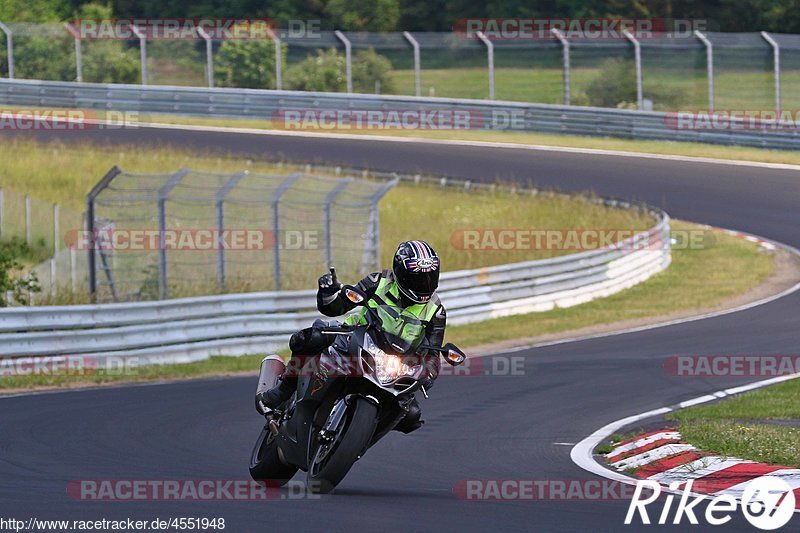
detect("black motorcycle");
top-left (249, 284), bottom-right (466, 493)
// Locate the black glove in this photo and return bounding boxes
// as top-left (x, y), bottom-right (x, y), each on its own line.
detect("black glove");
top-left (318, 267), bottom-right (342, 298)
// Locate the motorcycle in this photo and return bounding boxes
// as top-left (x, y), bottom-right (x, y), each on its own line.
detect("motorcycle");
top-left (249, 284), bottom-right (467, 493)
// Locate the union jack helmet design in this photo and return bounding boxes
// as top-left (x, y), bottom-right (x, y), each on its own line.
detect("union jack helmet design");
top-left (392, 240), bottom-right (440, 303)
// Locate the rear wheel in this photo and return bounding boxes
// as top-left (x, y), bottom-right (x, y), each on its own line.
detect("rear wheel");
top-left (249, 424), bottom-right (298, 487)
top-left (307, 397), bottom-right (378, 494)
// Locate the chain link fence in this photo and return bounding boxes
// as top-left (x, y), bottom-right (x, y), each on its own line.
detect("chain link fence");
top-left (0, 186), bottom-right (84, 304)
top-left (85, 167), bottom-right (396, 303)
top-left (1, 23), bottom-right (797, 112)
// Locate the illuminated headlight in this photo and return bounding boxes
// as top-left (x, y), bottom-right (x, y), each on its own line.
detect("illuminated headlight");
top-left (364, 335), bottom-right (419, 384)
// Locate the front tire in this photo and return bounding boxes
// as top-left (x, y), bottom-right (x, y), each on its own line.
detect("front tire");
top-left (307, 397), bottom-right (378, 493)
top-left (249, 425), bottom-right (298, 487)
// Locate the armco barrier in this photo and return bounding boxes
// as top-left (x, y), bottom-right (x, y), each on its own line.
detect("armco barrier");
top-left (0, 201), bottom-right (671, 364)
top-left (0, 78), bottom-right (798, 150)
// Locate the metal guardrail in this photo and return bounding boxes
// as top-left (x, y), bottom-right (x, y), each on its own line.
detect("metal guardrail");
top-left (0, 78), bottom-right (797, 150)
top-left (0, 201), bottom-right (671, 363)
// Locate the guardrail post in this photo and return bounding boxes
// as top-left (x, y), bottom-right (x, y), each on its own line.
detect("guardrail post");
top-left (0, 21), bottom-right (13, 79)
top-left (86, 166), bottom-right (122, 302)
top-left (622, 29), bottom-right (643, 110)
top-left (761, 31), bottom-right (781, 113)
top-left (130, 24), bottom-right (148, 85)
top-left (402, 31), bottom-right (421, 97)
top-left (323, 178), bottom-right (352, 268)
top-left (157, 169), bottom-right (188, 299)
top-left (197, 27), bottom-right (214, 88)
top-left (334, 30), bottom-right (352, 93)
top-left (266, 27), bottom-right (282, 90)
top-left (271, 173), bottom-right (301, 290)
top-left (215, 171), bottom-right (247, 291)
top-left (24, 194), bottom-right (30, 244)
top-left (476, 31), bottom-right (495, 100)
top-left (65, 23), bottom-right (83, 82)
top-left (695, 30), bottom-right (714, 112)
top-left (551, 28), bottom-right (570, 106)
top-left (360, 178), bottom-right (398, 274)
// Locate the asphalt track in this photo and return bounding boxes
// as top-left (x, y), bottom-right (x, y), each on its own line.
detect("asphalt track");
top-left (1, 126), bottom-right (799, 532)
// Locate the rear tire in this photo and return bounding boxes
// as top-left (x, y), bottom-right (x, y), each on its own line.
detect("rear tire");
top-left (307, 397), bottom-right (378, 494)
top-left (249, 425), bottom-right (298, 487)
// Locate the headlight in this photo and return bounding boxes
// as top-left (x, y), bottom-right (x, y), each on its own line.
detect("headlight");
top-left (364, 335), bottom-right (419, 384)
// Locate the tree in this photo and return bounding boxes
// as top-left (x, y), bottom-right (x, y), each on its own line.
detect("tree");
top-left (285, 48), bottom-right (395, 93)
top-left (214, 37), bottom-right (282, 89)
top-left (324, 0), bottom-right (400, 32)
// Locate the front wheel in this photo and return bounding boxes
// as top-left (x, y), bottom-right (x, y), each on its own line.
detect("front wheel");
top-left (307, 397), bottom-right (378, 493)
top-left (249, 424), bottom-right (298, 487)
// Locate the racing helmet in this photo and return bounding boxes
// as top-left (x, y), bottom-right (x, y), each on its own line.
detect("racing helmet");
top-left (392, 240), bottom-right (440, 304)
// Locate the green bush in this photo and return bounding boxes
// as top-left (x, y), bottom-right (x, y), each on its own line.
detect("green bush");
top-left (214, 38), bottom-right (282, 89)
top-left (285, 48), bottom-right (394, 94)
top-left (585, 58), bottom-right (686, 109)
top-left (0, 238), bottom-right (41, 307)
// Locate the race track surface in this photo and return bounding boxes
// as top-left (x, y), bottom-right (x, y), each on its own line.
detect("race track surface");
top-left (1, 127), bottom-right (798, 532)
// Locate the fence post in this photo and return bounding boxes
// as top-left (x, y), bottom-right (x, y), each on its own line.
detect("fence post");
top-left (476, 31), bottom-right (495, 100)
top-left (695, 30), bottom-right (714, 112)
top-left (49, 258), bottom-right (56, 297)
top-left (214, 171), bottom-right (247, 291)
top-left (70, 246), bottom-right (77, 292)
top-left (267, 27), bottom-right (282, 90)
top-left (623, 29), bottom-right (643, 110)
top-left (334, 30), bottom-right (352, 93)
top-left (360, 178), bottom-right (398, 274)
top-left (86, 166), bottom-right (122, 302)
top-left (157, 169), bottom-right (188, 299)
top-left (0, 21), bottom-right (13, 79)
top-left (551, 28), bottom-right (570, 106)
top-left (197, 27), bottom-right (213, 88)
top-left (761, 31), bottom-right (781, 113)
top-left (323, 178), bottom-right (352, 268)
top-left (24, 194), bottom-right (30, 244)
top-left (53, 203), bottom-right (59, 254)
top-left (65, 23), bottom-right (83, 82)
top-left (131, 24), bottom-right (148, 85)
top-left (402, 31), bottom-right (421, 97)
top-left (271, 173), bottom-right (301, 290)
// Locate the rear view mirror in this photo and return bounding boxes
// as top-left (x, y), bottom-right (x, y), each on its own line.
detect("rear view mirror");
top-left (442, 343), bottom-right (466, 366)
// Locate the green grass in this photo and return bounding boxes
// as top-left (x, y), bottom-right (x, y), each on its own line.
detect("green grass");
top-left (668, 379), bottom-right (800, 467)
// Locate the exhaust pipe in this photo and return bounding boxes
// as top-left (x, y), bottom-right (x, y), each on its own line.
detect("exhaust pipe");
top-left (255, 355), bottom-right (286, 415)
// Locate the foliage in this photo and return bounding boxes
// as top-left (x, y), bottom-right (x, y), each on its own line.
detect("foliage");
top-left (213, 36), bottom-right (283, 89)
top-left (285, 48), bottom-right (394, 93)
top-left (0, 238), bottom-right (42, 307)
top-left (324, 0), bottom-right (400, 31)
top-left (584, 58), bottom-right (685, 109)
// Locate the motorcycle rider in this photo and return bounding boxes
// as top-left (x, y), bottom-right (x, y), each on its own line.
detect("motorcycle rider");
top-left (257, 240), bottom-right (446, 433)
